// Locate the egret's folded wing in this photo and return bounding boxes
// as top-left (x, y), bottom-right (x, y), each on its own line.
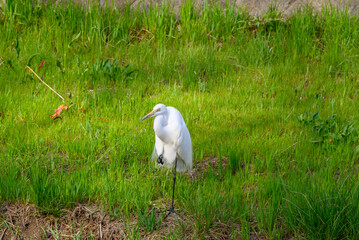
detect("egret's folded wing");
top-left (176, 125), bottom-right (193, 171)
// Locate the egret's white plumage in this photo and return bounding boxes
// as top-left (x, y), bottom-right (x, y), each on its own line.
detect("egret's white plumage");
top-left (141, 104), bottom-right (192, 172)
top-left (141, 103), bottom-right (192, 218)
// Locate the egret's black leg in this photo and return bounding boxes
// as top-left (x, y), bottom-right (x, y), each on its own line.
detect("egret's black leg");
top-left (164, 157), bottom-right (182, 219)
top-left (155, 157), bottom-right (182, 219)
top-left (158, 154), bottom-right (164, 165)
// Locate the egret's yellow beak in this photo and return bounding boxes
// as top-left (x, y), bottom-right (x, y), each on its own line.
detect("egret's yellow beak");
top-left (140, 108), bottom-right (160, 121)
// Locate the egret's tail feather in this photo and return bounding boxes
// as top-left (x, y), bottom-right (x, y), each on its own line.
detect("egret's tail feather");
top-left (176, 159), bottom-right (187, 172)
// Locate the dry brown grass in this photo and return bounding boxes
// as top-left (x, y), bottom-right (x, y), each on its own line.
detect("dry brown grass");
top-left (0, 202), bottom-right (247, 239)
top-left (0, 203), bottom-right (190, 239)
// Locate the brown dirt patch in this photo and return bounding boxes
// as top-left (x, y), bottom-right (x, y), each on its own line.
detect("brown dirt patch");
top-left (189, 156), bottom-right (228, 181)
top-left (0, 203), bottom-right (192, 239)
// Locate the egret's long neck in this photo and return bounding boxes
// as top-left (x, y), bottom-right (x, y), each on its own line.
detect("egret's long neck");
top-left (153, 113), bottom-right (169, 142)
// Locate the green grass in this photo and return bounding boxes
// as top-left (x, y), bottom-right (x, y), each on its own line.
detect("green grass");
top-left (1, 0), bottom-right (359, 238)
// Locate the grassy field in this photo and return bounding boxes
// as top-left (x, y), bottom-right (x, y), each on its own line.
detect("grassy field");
top-left (1, 1), bottom-right (359, 239)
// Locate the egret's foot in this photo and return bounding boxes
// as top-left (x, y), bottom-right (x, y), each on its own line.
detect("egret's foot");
top-left (163, 205), bottom-right (182, 219)
top-left (156, 205), bottom-right (182, 219)
top-left (158, 154), bottom-right (164, 165)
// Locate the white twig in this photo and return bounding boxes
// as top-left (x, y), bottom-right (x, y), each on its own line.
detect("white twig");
top-left (26, 65), bottom-right (65, 102)
top-left (0, 228), bottom-right (7, 240)
top-left (96, 141), bottom-right (121, 163)
top-left (100, 214), bottom-right (106, 240)
top-left (281, 142), bottom-right (298, 154)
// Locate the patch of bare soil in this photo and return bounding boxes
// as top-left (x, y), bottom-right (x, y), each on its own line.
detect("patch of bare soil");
top-left (189, 156), bottom-right (228, 181)
top-left (0, 203), bottom-right (191, 239)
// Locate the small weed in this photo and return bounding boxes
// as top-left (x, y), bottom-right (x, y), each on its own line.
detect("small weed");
top-left (296, 112), bottom-right (358, 144)
top-left (229, 150), bottom-right (240, 175)
top-left (92, 59), bottom-right (136, 82)
top-left (137, 207), bottom-right (158, 232)
top-left (123, 224), bottom-right (141, 240)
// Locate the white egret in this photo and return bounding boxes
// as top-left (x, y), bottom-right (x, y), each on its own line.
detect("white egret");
top-left (141, 103), bottom-right (192, 218)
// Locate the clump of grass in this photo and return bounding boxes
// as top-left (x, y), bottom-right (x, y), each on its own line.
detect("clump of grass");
top-left (284, 177), bottom-right (359, 239)
top-left (123, 223), bottom-right (141, 240)
top-left (137, 207), bottom-right (158, 232)
top-left (255, 176), bottom-right (286, 238)
top-left (29, 163), bottom-right (90, 216)
top-left (184, 178), bottom-right (245, 237)
top-left (229, 149), bottom-right (240, 175)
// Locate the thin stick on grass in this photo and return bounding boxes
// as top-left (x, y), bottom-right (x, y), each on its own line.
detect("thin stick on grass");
top-left (281, 142), bottom-right (298, 154)
top-left (0, 228), bottom-right (7, 240)
top-left (26, 65), bottom-right (65, 102)
top-left (100, 214), bottom-right (106, 240)
top-left (96, 141), bottom-right (121, 163)
top-left (101, 26), bottom-right (118, 49)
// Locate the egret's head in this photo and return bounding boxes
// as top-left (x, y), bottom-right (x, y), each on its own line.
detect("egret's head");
top-left (140, 104), bottom-right (167, 121)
